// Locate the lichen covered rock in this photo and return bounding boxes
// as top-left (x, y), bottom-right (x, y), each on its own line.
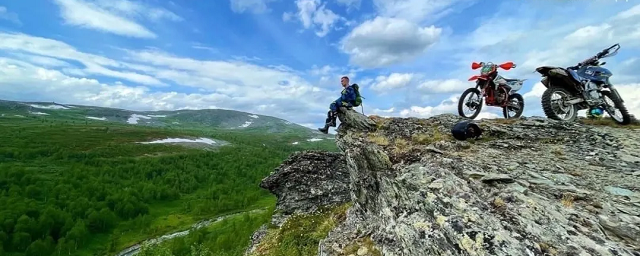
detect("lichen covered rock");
top-left (250, 112), bottom-right (640, 256)
top-left (260, 150), bottom-right (350, 226)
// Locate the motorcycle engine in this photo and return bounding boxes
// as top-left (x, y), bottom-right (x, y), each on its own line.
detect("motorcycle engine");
top-left (583, 81), bottom-right (602, 105)
top-left (496, 90), bottom-right (505, 104)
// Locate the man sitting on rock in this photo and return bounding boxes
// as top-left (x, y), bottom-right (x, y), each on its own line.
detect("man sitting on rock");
top-left (318, 76), bottom-right (358, 134)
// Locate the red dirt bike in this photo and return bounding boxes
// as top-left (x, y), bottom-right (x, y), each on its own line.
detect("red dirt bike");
top-left (457, 61), bottom-right (526, 119)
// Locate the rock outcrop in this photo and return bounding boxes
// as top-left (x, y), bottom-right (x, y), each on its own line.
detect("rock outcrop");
top-left (249, 109), bottom-right (640, 256)
top-left (260, 150), bottom-right (350, 226)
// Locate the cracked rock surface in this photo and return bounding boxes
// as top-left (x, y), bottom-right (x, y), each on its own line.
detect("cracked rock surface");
top-left (250, 110), bottom-right (640, 256)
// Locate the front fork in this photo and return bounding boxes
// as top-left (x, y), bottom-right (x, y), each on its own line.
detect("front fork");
top-left (608, 86), bottom-right (624, 102)
top-left (465, 82), bottom-right (484, 108)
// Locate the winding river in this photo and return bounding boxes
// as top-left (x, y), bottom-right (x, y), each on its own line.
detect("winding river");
top-left (115, 208), bottom-right (265, 256)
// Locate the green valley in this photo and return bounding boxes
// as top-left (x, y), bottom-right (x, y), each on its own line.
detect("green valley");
top-left (0, 100), bottom-right (337, 256)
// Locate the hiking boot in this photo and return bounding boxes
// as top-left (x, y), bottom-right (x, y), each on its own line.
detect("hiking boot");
top-left (317, 125), bottom-right (329, 134)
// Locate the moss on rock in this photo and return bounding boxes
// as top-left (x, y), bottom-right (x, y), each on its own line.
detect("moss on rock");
top-left (249, 203), bottom-right (352, 256)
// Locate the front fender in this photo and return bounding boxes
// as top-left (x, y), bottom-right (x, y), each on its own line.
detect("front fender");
top-left (468, 75), bottom-right (488, 81)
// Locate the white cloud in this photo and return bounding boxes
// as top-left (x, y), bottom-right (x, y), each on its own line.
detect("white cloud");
top-left (417, 79), bottom-right (470, 94)
top-left (94, 0), bottom-right (182, 22)
top-left (370, 73), bottom-right (414, 92)
top-left (286, 0), bottom-right (341, 37)
top-left (370, 107), bottom-right (395, 117)
top-left (336, 0), bottom-right (361, 10)
top-left (398, 94), bottom-right (458, 118)
top-left (0, 32), bottom-right (164, 86)
top-left (8, 53), bottom-right (71, 68)
top-left (614, 84), bottom-right (640, 117)
top-left (230, 0), bottom-right (276, 13)
top-left (372, 0), bottom-right (475, 24)
top-left (282, 12), bottom-right (293, 21)
top-left (340, 17), bottom-right (441, 68)
top-left (309, 65), bottom-right (341, 76)
top-left (53, 0), bottom-right (157, 38)
top-left (394, 94), bottom-right (503, 120)
top-left (522, 82), bottom-right (546, 100)
top-left (0, 6), bottom-right (21, 25)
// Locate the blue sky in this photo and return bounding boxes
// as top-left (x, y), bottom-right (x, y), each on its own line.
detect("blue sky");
top-left (0, 0), bottom-right (639, 129)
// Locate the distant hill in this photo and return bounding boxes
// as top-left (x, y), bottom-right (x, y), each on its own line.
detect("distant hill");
top-left (0, 99), bottom-right (332, 138)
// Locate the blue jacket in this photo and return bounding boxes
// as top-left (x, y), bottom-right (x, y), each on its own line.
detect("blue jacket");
top-left (335, 85), bottom-right (356, 105)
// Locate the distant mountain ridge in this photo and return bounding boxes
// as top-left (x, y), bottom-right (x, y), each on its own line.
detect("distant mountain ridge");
top-left (0, 99), bottom-right (331, 137)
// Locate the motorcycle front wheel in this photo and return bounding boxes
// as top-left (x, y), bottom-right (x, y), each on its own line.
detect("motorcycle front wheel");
top-left (541, 86), bottom-right (578, 122)
top-left (458, 88), bottom-right (483, 119)
top-left (601, 91), bottom-right (631, 125)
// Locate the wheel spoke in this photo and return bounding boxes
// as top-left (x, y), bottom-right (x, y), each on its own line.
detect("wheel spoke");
top-left (462, 92), bottom-right (480, 117)
top-left (603, 95), bottom-right (624, 122)
top-left (550, 90), bottom-right (574, 120)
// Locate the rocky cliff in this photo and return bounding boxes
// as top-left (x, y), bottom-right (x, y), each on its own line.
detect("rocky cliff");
top-left (246, 110), bottom-right (640, 256)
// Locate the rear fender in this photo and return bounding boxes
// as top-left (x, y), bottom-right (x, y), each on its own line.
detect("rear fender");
top-left (541, 77), bottom-right (549, 88)
top-left (535, 66), bottom-right (558, 76)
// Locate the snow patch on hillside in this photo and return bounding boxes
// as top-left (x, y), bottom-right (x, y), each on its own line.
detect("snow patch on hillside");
top-left (292, 141), bottom-right (299, 145)
top-left (148, 115), bottom-right (167, 118)
top-left (240, 121), bottom-right (252, 128)
top-left (29, 111), bottom-right (49, 115)
top-left (139, 138), bottom-right (217, 145)
top-left (248, 114), bottom-right (259, 119)
top-left (307, 138), bottom-right (323, 142)
top-left (127, 114), bottom-right (151, 124)
top-left (14, 115), bottom-right (24, 117)
top-left (87, 116), bottom-right (107, 121)
top-left (172, 122), bottom-right (180, 124)
top-left (29, 104), bottom-right (69, 110)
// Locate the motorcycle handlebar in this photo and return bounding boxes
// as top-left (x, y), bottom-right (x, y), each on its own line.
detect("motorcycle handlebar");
top-left (571, 44), bottom-right (619, 69)
top-left (597, 43), bottom-right (620, 58)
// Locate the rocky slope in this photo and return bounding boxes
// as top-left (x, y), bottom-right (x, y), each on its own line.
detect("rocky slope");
top-left (247, 110), bottom-right (640, 256)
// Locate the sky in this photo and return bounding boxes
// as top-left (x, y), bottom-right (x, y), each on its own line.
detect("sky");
top-left (0, 0), bottom-right (639, 130)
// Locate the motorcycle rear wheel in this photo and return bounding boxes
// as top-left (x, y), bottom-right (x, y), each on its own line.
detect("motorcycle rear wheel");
top-left (503, 93), bottom-right (524, 119)
top-left (458, 88), bottom-right (483, 119)
top-left (541, 86), bottom-right (578, 122)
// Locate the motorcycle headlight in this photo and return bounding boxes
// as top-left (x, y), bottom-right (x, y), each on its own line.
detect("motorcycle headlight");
top-left (480, 65), bottom-right (492, 75)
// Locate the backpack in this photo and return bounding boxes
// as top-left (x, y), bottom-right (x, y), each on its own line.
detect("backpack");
top-left (352, 83), bottom-right (364, 107)
top-left (451, 120), bottom-right (482, 141)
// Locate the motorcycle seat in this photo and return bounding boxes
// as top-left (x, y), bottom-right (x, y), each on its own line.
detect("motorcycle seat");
top-left (504, 78), bottom-right (521, 82)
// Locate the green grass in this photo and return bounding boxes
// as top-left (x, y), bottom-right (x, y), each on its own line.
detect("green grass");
top-left (248, 203), bottom-right (352, 256)
top-left (0, 115), bottom-right (337, 256)
top-left (578, 117), bottom-right (640, 128)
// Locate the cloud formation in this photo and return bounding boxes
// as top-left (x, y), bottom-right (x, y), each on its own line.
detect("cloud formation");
top-left (0, 32), bottom-right (336, 125)
top-left (340, 17), bottom-right (441, 68)
top-left (52, 0), bottom-right (182, 38)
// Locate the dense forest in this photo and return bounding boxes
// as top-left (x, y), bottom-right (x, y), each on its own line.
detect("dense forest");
top-left (0, 117), bottom-right (336, 256)
top-left (136, 207), bottom-right (274, 256)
